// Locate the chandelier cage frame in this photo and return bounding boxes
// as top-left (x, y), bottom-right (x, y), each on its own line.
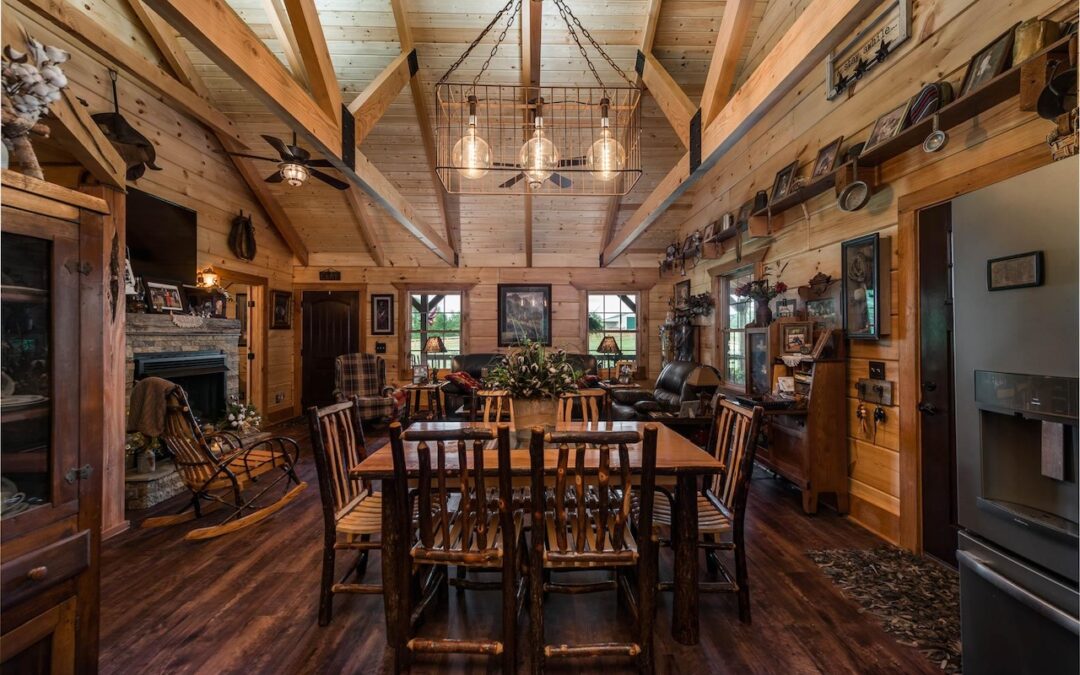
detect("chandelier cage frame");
top-left (433, 0), bottom-right (643, 197)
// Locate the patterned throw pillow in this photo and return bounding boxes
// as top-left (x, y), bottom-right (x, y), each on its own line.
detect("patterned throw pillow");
top-left (577, 374), bottom-right (601, 388)
top-left (444, 371), bottom-right (481, 391)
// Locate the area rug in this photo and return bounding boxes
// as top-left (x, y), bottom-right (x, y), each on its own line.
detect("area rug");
top-left (806, 546), bottom-right (961, 673)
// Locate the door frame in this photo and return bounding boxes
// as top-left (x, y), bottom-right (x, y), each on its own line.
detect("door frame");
top-left (292, 283), bottom-right (367, 418)
top-left (896, 144), bottom-right (1052, 551)
top-left (215, 268), bottom-right (269, 426)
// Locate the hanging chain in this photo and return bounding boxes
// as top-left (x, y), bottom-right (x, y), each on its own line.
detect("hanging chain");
top-left (473, 0), bottom-right (521, 91)
top-left (552, 0), bottom-right (637, 89)
top-left (436, 0), bottom-right (520, 88)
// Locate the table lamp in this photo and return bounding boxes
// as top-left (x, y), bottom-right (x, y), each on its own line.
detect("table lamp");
top-left (596, 335), bottom-right (622, 382)
top-left (686, 365), bottom-right (721, 415)
top-left (422, 335), bottom-right (447, 384)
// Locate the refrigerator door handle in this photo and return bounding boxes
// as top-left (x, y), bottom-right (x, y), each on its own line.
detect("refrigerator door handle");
top-left (958, 549), bottom-right (1080, 636)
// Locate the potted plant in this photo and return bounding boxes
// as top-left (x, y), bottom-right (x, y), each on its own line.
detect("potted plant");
top-left (734, 277), bottom-right (787, 326)
top-left (486, 340), bottom-right (581, 441)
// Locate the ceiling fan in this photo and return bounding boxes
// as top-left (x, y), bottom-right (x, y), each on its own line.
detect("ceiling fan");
top-left (226, 134), bottom-right (349, 190)
top-left (494, 156), bottom-right (587, 190)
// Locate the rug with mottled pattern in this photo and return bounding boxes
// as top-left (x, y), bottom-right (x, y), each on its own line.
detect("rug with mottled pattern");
top-left (806, 546), bottom-right (961, 673)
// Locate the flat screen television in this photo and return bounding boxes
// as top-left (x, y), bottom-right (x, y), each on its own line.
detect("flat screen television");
top-left (126, 188), bottom-right (198, 285)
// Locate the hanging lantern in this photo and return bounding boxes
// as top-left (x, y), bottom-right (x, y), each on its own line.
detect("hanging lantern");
top-left (519, 99), bottom-right (559, 189)
top-left (587, 97), bottom-right (626, 181)
top-left (451, 95), bottom-right (492, 179)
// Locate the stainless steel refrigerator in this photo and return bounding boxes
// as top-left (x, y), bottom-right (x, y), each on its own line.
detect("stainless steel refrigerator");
top-left (951, 157), bottom-right (1079, 673)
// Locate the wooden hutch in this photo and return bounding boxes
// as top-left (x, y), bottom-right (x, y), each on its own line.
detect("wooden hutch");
top-left (1, 171), bottom-right (111, 672)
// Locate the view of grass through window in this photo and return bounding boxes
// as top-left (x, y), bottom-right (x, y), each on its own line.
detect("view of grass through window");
top-left (587, 293), bottom-right (638, 374)
top-left (410, 292), bottom-right (462, 370)
top-left (723, 270), bottom-right (754, 386)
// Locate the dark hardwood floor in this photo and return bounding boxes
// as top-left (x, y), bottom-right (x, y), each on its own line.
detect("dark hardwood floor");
top-left (100, 420), bottom-right (938, 674)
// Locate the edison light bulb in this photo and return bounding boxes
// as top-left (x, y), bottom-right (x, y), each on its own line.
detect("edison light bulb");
top-left (519, 116), bottom-right (559, 189)
top-left (452, 114), bottom-right (491, 179)
top-left (588, 99), bottom-right (625, 181)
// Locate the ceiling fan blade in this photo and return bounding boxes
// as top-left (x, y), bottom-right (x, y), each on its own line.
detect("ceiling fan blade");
top-left (558, 156), bottom-right (588, 167)
top-left (548, 172), bottom-right (572, 188)
top-left (306, 158), bottom-right (336, 168)
top-left (287, 145), bottom-right (311, 163)
top-left (265, 171), bottom-right (284, 183)
top-left (226, 152), bottom-right (280, 162)
top-left (309, 169), bottom-right (350, 190)
top-left (261, 134), bottom-right (293, 160)
top-left (499, 173), bottom-right (525, 189)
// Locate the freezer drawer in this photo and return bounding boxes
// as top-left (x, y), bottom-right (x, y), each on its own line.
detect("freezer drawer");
top-left (959, 532), bottom-right (1079, 674)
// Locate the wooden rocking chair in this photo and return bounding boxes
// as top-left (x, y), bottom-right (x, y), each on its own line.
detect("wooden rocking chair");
top-left (140, 385), bottom-right (307, 540)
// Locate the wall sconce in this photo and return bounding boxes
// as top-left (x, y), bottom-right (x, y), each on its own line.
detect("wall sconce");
top-left (196, 265), bottom-right (219, 288)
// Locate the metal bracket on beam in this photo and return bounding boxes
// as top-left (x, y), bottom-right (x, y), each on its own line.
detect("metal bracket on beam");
top-left (689, 108), bottom-right (702, 173)
top-left (407, 48), bottom-right (419, 77)
top-left (341, 103), bottom-right (355, 169)
top-left (635, 50), bottom-right (645, 77)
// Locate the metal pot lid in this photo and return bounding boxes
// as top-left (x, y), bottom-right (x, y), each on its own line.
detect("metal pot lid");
top-left (837, 180), bottom-right (871, 212)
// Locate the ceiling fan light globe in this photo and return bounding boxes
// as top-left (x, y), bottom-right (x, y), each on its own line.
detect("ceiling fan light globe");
top-left (587, 127), bottom-right (625, 181)
top-left (279, 162), bottom-right (309, 187)
top-left (452, 124), bottom-right (492, 179)
top-left (520, 126), bottom-right (559, 188)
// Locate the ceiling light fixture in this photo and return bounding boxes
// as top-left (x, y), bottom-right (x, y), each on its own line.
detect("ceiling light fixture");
top-left (520, 98), bottom-right (559, 189)
top-left (587, 97), bottom-right (626, 181)
top-left (451, 95), bottom-right (492, 179)
top-left (278, 162), bottom-right (309, 187)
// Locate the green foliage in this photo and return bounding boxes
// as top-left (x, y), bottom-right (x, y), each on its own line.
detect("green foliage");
top-left (487, 340), bottom-right (582, 399)
top-left (587, 312), bottom-right (605, 332)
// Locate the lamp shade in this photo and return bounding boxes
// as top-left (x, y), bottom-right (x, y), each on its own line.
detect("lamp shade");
top-left (686, 365), bottom-right (721, 387)
top-left (596, 335), bottom-right (622, 354)
top-left (422, 336), bottom-right (447, 353)
top-left (196, 265), bottom-right (218, 288)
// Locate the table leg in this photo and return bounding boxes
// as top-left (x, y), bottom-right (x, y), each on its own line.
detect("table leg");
top-left (672, 473), bottom-right (699, 645)
top-left (381, 476), bottom-right (409, 671)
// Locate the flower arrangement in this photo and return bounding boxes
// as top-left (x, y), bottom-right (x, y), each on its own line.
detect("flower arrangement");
top-left (669, 292), bottom-right (715, 319)
top-left (734, 277), bottom-right (788, 303)
top-left (486, 340), bottom-right (581, 399)
top-left (221, 399), bottom-right (261, 434)
top-left (2, 32), bottom-right (69, 179)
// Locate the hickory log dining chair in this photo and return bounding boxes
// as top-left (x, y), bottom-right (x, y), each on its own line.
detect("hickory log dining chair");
top-left (528, 425), bottom-right (660, 674)
top-left (472, 389), bottom-right (515, 425)
top-left (307, 397), bottom-right (383, 626)
top-left (142, 384), bottom-right (306, 541)
top-left (389, 422), bottom-right (525, 673)
top-left (556, 388), bottom-right (605, 425)
top-left (653, 395), bottom-right (763, 622)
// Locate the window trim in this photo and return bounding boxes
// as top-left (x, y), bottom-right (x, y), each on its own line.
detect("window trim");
top-left (580, 287), bottom-right (650, 380)
top-left (392, 282), bottom-right (475, 375)
top-left (709, 249), bottom-right (767, 393)
top-left (585, 290), bottom-right (641, 373)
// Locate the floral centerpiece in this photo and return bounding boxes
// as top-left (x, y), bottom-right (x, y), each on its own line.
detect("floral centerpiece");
top-left (220, 398), bottom-right (262, 435)
top-left (486, 340), bottom-right (581, 437)
top-left (734, 277), bottom-right (787, 326)
top-left (2, 33), bottom-right (69, 179)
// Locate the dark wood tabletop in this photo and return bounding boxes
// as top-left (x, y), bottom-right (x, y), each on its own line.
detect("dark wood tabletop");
top-left (350, 420), bottom-right (723, 479)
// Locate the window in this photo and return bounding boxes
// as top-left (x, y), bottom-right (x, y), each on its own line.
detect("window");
top-left (409, 292), bottom-right (462, 371)
top-left (587, 292), bottom-right (638, 368)
top-left (720, 269), bottom-right (754, 387)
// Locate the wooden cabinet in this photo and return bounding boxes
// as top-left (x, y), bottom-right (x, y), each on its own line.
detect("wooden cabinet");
top-left (1, 171), bottom-right (110, 672)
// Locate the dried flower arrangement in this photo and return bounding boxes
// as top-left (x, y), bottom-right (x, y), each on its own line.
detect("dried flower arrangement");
top-left (486, 340), bottom-right (582, 399)
top-left (2, 30), bottom-right (69, 179)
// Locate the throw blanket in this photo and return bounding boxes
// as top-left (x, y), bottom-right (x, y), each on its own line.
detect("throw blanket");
top-left (127, 377), bottom-right (177, 437)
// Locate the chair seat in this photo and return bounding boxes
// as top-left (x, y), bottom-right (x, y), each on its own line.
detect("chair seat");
top-left (412, 508), bottom-right (524, 568)
top-left (652, 492), bottom-right (731, 534)
top-left (337, 492), bottom-right (383, 536)
top-left (541, 510), bottom-right (638, 568)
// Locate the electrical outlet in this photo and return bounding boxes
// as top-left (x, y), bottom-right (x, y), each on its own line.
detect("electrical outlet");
top-left (275, 392), bottom-right (285, 404)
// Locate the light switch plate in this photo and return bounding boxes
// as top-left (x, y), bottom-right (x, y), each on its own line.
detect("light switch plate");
top-left (856, 378), bottom-right (894, 406)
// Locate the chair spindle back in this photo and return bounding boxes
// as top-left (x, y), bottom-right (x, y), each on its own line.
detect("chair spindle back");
top-left (707, 398), bottom-right (763, 514)
top-left (162, 386), bottom-right (222, 490)
top-left (474, 390), bottom-right (515, 426)
top-left (557, 389), bottom-right (605, 425)
top-left (307, 397), bottom-right (370, 517)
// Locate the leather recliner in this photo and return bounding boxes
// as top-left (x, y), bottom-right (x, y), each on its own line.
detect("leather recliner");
top-left (609, 360), bottom-right (720, 420)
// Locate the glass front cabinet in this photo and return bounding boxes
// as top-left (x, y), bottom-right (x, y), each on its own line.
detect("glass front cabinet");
top-left (0, 172), bottom-right (110, 673)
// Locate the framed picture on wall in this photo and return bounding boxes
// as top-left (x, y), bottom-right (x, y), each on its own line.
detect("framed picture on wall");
top-left (811, 136), bottom-right (843, 178)
top-left (497, 284), bottom-right (551, 346)
top-left (775, 297), bottom-right (799, 318)
top-left (959, 26), bottom-right (1018, 97)
top-left (270, 290), bottom-right (293, 329)
top-left (863, 100), bottom-right (912, 152)
top-left (673, 279), bottom-right (691, 309)
top-left (781, 322), bottom-right (814, 354)
top-left (841, 233), bottom-right (891, 339)
top-left (987, 251), bottom-right (1043, 291)
top-left (371, 293), bottom-right (395, 334)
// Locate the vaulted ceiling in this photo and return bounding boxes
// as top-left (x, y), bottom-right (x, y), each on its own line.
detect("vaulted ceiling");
top-left (165, 0), bottom-right (776, 267)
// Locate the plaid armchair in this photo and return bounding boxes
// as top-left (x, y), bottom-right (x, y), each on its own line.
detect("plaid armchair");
top-left (333, 353), bottom-right (401, 421)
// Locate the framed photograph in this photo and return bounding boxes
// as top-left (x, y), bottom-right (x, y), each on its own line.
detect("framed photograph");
top-left (987, 251), bottom-right (1043, 291)
top-left (960, 26), bottom-right (1017, 97)
top-left (123, 246), bottom-right (138, 296)
top-left (143, 279), bottom-right (187, 314)
top-left (864, 99), bottom-right (912, 152)
top-left (781, 322), bottom-right (813, 354)
top-left (235, 292), bottom-right (248, 346)
top-left (806, 297), bottom-right (839, 333)
top-left (770, 161), bottom-right (800, 202)
top-left (841, 233), bottom-right (892, 339)
top-left (673, 279), bottom-right (691, 309)
top-left (811, 136), bottom-right (844, 178)
top-left (412, 364), bottom-right (428, 384)
top-left (736, 199), bottom-right (754, 227)
top-left (371, 293), bottom-right (395, 335)
top-left (702, 221), bottom-right (717, 243)
top-left (775, 297), bottom-right (799, 318)
top-left (184, 286), bottom-right (227, 318)
top-left (270, 290), bottom-right (293, 329)
top-left (497, 284), bottom-right (551, 346)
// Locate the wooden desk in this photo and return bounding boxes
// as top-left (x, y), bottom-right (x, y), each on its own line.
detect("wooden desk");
top-left (351, 421), bottom-right (722, 659)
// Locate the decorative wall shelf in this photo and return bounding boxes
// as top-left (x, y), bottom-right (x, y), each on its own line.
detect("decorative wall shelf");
top-left (753, 165), bottom-right (845, 218)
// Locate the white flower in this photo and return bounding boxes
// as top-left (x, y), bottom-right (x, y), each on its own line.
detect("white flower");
top-left (228, 414), bottom-right (236, 421)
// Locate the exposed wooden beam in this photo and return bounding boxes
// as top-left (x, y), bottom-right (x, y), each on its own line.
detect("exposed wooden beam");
top-left (125, 0), bottom-right (311, 265)
top-left (638, 51), bottom-right (696, 147)
top-left (639, 0), bottom-right (662, 54)
top-left (700, 0), bottom-right (754, 126)
top-left (345, 50), bottom-right (414, 142)
top-left (521, 0), bottom-right (541, 267)
top-left (144, 0), bottom-right (456, 265)
top-left (281, 0), bottom-right (341, 123)
top-left (262, 0), bottom-right (310, 88)
top-left (343, 187), bottom-right (387, 266)
top-left (602, 0), bottom-right (878, 266)
top-left (14, 0), bottom-right (241, 143)
top-left (388, 0), bottom-right (459, 259)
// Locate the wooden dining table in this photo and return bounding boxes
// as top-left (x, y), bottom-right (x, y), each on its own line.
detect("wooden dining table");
top-left (350, 420), bottom-right (723, 662)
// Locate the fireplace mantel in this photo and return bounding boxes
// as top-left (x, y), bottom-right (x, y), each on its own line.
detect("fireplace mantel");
top-left (125, 313), bottom-right (241, 405)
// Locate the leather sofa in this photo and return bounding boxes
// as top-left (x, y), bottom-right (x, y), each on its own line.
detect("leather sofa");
top-left (441, 352), bottom-right (599, 416)
top-left (609, 360), bottom-right (720, 421)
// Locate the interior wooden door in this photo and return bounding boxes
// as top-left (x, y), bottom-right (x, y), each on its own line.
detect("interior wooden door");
top-left (918, 203), bottom-right (958, 566)
top-left (301, 291), bottom-right (360, 408)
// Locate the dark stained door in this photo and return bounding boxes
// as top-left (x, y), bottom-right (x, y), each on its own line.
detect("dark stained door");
top-left (918, 203), bottom-right (958, 566)
top-left (301, 291), bottom-right (359, 408)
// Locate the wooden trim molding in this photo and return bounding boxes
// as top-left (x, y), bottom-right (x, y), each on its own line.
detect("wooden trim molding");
top-left (706, 246), bottom-right (769, 277)
top-left (393, 283), bottom-right (475, 374)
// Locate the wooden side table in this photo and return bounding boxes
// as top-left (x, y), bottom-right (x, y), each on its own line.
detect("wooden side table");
top-left (401, 381), bottom-right (447, 423)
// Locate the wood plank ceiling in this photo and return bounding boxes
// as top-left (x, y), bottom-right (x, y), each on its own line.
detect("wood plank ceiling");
top-left (166, 0), bottom-right (773, 267)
